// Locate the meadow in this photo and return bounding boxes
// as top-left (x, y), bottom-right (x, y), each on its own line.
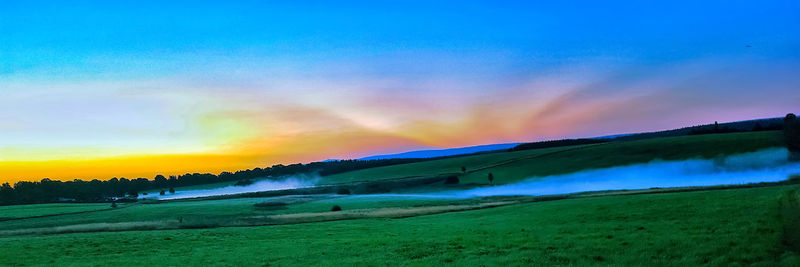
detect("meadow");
top-left (0, 203), bottom-right (110, 220)
top-left (0, 130), bottom-right (797, 265)
top-left (322, 131), bottom-right (783, 185)
top-left (1, 184), bottom-right (798, 266)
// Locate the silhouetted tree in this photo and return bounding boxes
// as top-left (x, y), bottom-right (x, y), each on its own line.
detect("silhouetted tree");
top-left (160, 190), bottom-right (166, 196)
top-left (154, 174), bottom-right (167, 188)
top-left (331, 205), bottom-right (342, 212)
top-left (461, 166), bottom-right (466, 173)
top-left (0, 183), bottom-right (14, 205)
top-left (488, 173), bottom-right (494, 185)
top-left (110, 202), bottom-right (118, 208)
top-left (785, 113), bottom-right (800, 161)
top-left (169, 187), bottom-right (175, 194)
top-left (714, 121), bottom-right (720, 132)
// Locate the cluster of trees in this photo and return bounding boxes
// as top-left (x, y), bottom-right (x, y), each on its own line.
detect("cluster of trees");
top-left (616, 117), bottom-right (784, 141)
top-left (688, 121), bottom-right (782, 135)
top-left (0, 158), bottom-right (428, 206)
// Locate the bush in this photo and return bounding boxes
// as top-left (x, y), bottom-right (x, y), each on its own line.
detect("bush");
top-left (331, 205), bottom-right (342, 212)
top-left (110, 202), bottom-right (118, 208)
top-left (160, 190), bottom-right (165, 195)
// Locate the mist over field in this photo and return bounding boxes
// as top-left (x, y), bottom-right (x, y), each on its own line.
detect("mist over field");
top-left (347, 147), bottom-right (800, 201)
top-left (148, 176), bottom-right (318, 200)
top-left (459, 147), bottom-right (800, 197)
top-left (145, 148), bottom-right (800, 201)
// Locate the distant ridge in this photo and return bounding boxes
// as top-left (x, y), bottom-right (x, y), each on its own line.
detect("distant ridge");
top-left (611, 117), bottom-right (783, 142)
top-left (508, 117), bottom-right (785, 152)
top-left (339, 116), bottom-right (788, 161)
top-left (358, 143), bottom-right (521, 160)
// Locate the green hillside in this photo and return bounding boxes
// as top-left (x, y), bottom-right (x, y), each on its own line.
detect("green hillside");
top-left (322, 131), bottom-right (784, 185)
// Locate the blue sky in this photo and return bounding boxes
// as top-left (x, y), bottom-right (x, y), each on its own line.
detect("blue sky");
top-left (3, 1), bottom-right (798, 79)
top-left (1, 1), bottom-right (799, 181)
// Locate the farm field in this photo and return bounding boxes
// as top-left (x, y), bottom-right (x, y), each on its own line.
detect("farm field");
top-left (318, 131), bottom-right (784, 185)
top-left (1, 131), bottom-right (797, 266)
top-left (1, 184), bottom-right (798, 266)
top-left (155, 131), bottom-right (783, 193)
top-left (0, 194), bottom-right (463, 233)
top-left (5, 2), bottom-right (798, 266)
top-left (0, 203), bottom-right (110, 220)
top-left (140, 131), bottom-right (786, 201)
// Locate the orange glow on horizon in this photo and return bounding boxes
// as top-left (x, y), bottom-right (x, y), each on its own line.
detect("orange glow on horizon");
top-left (0, 154), bottom-right (265, 184)
top-left (3, 59), bottom-right (796, 184)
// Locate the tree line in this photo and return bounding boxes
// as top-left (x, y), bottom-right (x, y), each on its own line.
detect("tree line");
top-left (616, 117), bottom-right (784, 142)
top-left (2, 114), bottom-right (796, 206)
top-left (687, 120), bottom-right (782, 135)
top-left (0, 158), bottom-right (427, 206)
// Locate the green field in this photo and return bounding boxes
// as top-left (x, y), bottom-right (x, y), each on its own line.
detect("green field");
top-left (322, 131), bottom-right (783, 185)
top-left (1, 184), bottom-right (798, 265)
top-left (149, 131), bottom-right (782, 193)
top-left (0, 195), bottom-right (463, 233)
top-left (0, 203), bottom-right (110, 220)
top-left (1, 131), bottom-right (796, 265)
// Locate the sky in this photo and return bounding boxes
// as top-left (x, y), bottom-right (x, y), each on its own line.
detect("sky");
top-left (1, 1), bottom-right (799, 183)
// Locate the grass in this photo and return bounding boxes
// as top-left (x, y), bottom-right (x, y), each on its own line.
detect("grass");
top-left (0, 203), bottom-right (110, 220)
top-left (0, 195), bottom-right (461, 232)
top-left (320, 145), bottom-right (585, 184)
top-left (1, 184), bottom-right (797, 265)
top-left (0, 131), bottom-right (794, 265)
top-left (132, 131), bottom-right (781, 191)
top-left (324, 131), bottom-right (783, 185)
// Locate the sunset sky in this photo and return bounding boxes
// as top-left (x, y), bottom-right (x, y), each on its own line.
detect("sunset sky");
top-left (1, 1), bottom-right (799, 183)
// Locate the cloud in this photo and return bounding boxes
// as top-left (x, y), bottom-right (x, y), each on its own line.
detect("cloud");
top-left (2, 54), bottom-right (798, 182)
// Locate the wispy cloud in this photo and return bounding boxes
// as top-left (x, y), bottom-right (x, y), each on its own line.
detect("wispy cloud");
top-left (1, 1), bottom-right (798, 181)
